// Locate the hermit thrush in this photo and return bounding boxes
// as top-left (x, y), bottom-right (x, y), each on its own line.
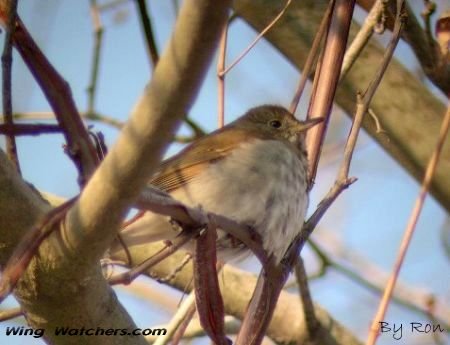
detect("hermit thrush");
top-left (113, 105), bottom-right (322, 262)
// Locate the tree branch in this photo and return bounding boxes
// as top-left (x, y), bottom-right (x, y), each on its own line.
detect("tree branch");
top-left (111, 244), bottom-right (363, 345)
top-left (1, 0), bottom-right (20, 173)
top-left (233, 0), bottom-right (450, 212)
top-left (0, 3), bottom-right (100, 184)
top-left (135, 0), bottom-right (159, 69)
top-left (0, 1), bottom-right (230, 344)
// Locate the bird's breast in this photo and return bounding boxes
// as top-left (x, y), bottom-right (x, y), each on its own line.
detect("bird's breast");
top-left (172, 139), bottom-right (309, 262)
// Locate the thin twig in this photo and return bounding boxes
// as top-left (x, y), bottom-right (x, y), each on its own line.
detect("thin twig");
top-left (93, 0), bottom-right (204, 139)
top-left (156, 254), bottom-right (191, 283)
top-left (305, 238), bottom-right (450, 331)
top-left (234, 3), bottom-right (355, 344)
top-left (4, 15), bottom-right (99, 183)
top-left (87, 0), bottom-right (104, 114)
top-left (83, 111), bottom-right (124, 128)
top-left (366, 104), bottom-right (450, 344)
top-left (109, 186), bottom-right (268, 285)
top-left (367, 108), bottom-right (387, 134)
top-left (217, 20), bottom-right (229, 128)
top-left (442, 220), bottom-right (450, 261)
top-left (0, 307), bottom-right (22, 322)
top-left (302, 0), bottom-right (404, 247)
top-left (135, 186), bottom-right (268, 263)
top-left (181, 316), bottom-right (241, 341)
top-left (171, 135), bottom-right (197, 143)
top-left (152, 292), bottom-right (196, 345)
top-left (108, 230), bottom-right (197, 285)
top-left (184, 116), bottom-right (206, 138)
top-left (97, 0), bottom-right (128, 12)
top-left (289, 0), bottom-right (333, 114)
top-left (421, 0), bottom-right (437, 52)
top-left (0, 123), bottom-right (62, 135)
top-left (171, 0), bottom-right (180, 16)
top-left (12, 111), bottom-right (124, 129)
top-left (294, 257), bottom-right (319, 337)
top-left (362, 2), bottom-right (405, 111)
top-left (219, 0), bottom-right (292, 77)
top-left (340, 0), bottom-right (387, 80)
top-left (169, 302), bottom-right (196, 345)
top-left (1, 0), bottom-right (20, 174)
top-left (135, 0), bottom-right (159, 69)
top-left (146, 317), bottom-right (241, 344)
top-left (11, 111), bottom-right (204, 142)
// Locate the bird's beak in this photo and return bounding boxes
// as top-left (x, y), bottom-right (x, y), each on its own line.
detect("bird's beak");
top-left (299, 117), bottom-right (324, 131)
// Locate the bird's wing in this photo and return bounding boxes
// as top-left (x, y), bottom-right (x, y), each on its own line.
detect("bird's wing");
top-left (149, 127), bottom-right (255, 192)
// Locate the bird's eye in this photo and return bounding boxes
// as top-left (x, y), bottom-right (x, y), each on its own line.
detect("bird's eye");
top-left (269, 120), bottom-right (282, 129)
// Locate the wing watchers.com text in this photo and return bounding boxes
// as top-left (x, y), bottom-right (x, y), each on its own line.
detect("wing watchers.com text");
top-left (5, 326), bottom-right (167, 338)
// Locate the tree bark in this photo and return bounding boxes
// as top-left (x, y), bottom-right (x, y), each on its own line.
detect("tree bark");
top-left (111, 244), bottom-right (364, 345)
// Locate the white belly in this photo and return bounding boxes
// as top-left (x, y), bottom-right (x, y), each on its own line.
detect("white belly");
top-left (117, 139), bottom-right (308, 262)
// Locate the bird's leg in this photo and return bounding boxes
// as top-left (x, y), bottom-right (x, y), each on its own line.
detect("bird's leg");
top-left (108, 227), bottom-right (199, 285)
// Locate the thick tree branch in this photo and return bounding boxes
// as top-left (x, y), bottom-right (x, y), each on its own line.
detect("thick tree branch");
top-left (60, 0), bottom-right (230, 268)
top-left (0, 1), bottom-right (230, 344)
top-left (0, 151), bottom-right (49, 264)
top-left (111, 244), bottom-right (363, 345)
top-left (0, 150), bottom-right (146, 345)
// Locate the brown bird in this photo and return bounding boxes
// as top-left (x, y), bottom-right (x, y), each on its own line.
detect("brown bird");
top-left (113, 105), bottom-right (322, 262)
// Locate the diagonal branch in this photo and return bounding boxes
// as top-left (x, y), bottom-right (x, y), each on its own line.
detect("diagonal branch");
top-left (301, 0), bottom-right (405, 249)
top-left (294, 257), bottom-right (319, 337)
top-left (340, 0), bottom-right (387, 80)
top-left (235, 2), bottom-right (356, 345)
top-left (306, 236), bottom-right (450, 330)
top-left (289, 0), bottom-right (333, 114)
top-left (110, 244), bottom-right (363, 345)
top-left (233, 0), bottom-right (450, 212)
top-left (0, 1), bottom-right (231, 344)
top-left (0, 6), bottom-right (100, 184)
top-left (217, 19), bottom-right (229, 128)
top-left (109, 186), bottom-right (269, 284)
top-left (219, 0), bottom-right (292, 77)
top-left (306, 0), bottom-right (357, 184)
top-left (152, 291), bottom-right (197, 345)
top-left (367, 97), bottom-right (450, 344)
top-left (60, 0), bottom-right (231, 266)
top-left (1, 0), bottom-right (19, 174)
top-left (135, 0), bottom-right (159, 69)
